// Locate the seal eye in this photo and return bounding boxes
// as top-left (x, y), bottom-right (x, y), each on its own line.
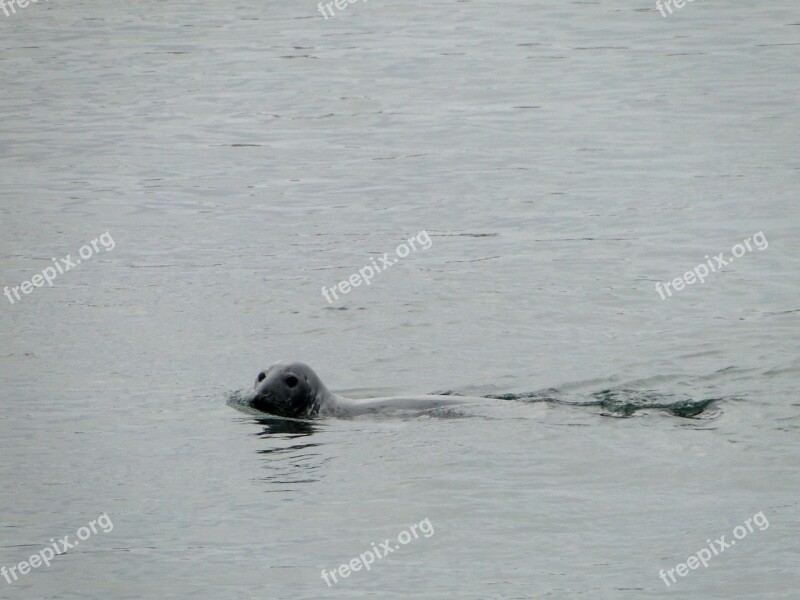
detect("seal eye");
top-left (257, 372), bottom-right (266, 383)
top-left (285, 375), bottom-right (299, 388)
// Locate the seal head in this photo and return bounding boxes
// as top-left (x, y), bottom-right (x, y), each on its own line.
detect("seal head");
top-left (251, 361), bottom-right (332, 418)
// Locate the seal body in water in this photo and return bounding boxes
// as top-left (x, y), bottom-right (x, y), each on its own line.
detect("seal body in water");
top-left (250, 361), bottom-right (467, 418)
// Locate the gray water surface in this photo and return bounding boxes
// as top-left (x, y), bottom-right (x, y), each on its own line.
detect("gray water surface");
top-left (1, 0), bottom-right (798, 598)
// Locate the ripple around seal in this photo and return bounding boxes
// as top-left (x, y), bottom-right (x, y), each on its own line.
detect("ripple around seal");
top-left (226, 389), bottom-right (257, 412)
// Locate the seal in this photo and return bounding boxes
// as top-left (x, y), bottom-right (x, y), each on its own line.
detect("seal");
top-left (249, 361), bottom-right (467, 418)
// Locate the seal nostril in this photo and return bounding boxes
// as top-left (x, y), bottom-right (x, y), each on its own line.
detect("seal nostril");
top-left (285, 375), bottom-right (298, 388)
top-left (257, 372), bottom-right (266, 383)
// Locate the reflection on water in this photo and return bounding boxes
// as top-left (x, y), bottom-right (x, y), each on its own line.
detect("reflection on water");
top-left (249, 417), bottom-right (329, 488)
top-left (254, 416), bottom-right (318, 438)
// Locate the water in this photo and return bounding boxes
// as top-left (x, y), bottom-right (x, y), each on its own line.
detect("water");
top-left (1, 0), bottom-right (798, 598)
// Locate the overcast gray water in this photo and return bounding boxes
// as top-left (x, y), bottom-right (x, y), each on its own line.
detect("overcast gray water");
top-left (1, 1), bottom-right (799, 598)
